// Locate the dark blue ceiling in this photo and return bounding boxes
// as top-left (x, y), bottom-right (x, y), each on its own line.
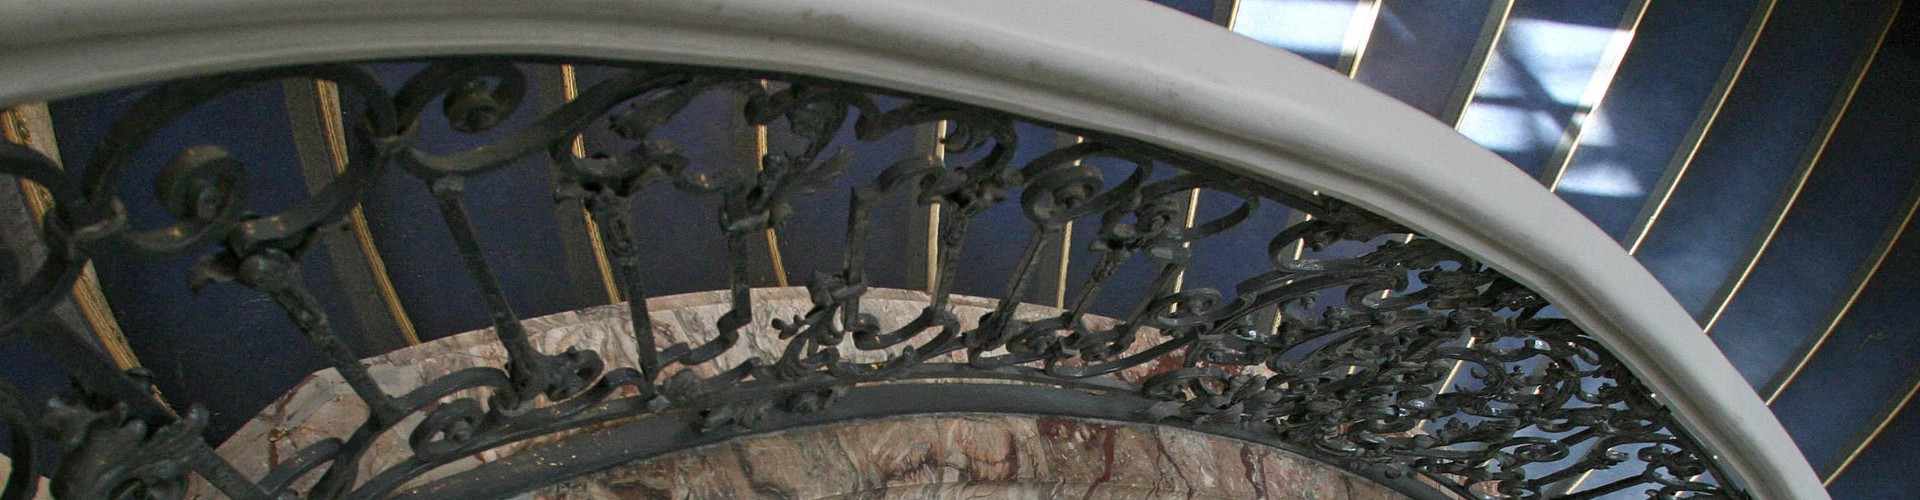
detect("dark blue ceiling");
top-left (1192, 0), bottom-right (1918, 496)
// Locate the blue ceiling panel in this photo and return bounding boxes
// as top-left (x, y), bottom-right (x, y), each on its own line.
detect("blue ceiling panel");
top-left (356, 63), bottom-right (596, 341)
top-left (770, 96), bottom-right (920, 290)
top-left (1233, 0), bottom-right (1366, 69)
top-left (1632, 0), bottom-right (1897, 318)
top-left (1769, 198), bottom-right (1920, 474)
top-left (1556, 0), bottom-right (1759, 240)
top-left (949, 122), bottom-right (1065, 301)
top-left (1454, 0), bottom-right (1634, 178)
top-left (1354, 0), bottom-right (1499, 119)
top-left (1179, 179), bottom-right (1298, 319)
top-left (45, 81), bottom-right (370, 439)
top-left (574, 65), bottom-right (739, 299)
top-left (1709, 40), bottom-right (1920, 390)
top-left (1148, 0), bottom-right (1220, 21)
top-left (1825, 378), bottom-right (1920, 498)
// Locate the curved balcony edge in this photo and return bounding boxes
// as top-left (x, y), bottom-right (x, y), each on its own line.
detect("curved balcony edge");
top-left (0, 0), bottom-right (1824, 497)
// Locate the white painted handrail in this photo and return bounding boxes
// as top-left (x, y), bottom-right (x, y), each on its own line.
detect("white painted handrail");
top-left (0, 0), bottom-right (1824, 497)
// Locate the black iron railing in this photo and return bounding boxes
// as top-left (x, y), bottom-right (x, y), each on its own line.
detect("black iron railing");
top-left (0, 59), bottom-right (1741, 499)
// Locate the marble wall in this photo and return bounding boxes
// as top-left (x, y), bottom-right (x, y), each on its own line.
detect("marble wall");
top-left (517, 414), bottom-right (1405, 500)
top-left (187, 288), bottom-right (1375, 498)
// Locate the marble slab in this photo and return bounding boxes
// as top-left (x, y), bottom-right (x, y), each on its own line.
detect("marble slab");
top-left (516, 414), bottom-right (1406, 499)
top-left (189, 287), bottom-right (1285, 497)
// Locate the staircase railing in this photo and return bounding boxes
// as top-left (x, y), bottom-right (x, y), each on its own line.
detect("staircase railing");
top-left (0, 1), bottom-right (1824, 498)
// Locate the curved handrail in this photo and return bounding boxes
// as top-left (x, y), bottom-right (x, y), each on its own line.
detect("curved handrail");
top-left (0, 0), bottom-right (1822, 498)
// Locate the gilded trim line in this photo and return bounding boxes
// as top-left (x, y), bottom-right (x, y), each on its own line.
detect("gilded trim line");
top-left (1439, 0), bottom-right (1516, 127)
top-left (1170, 187), bottom-right (1204, 295)
top-left (1765, 175), bottom-right (1920, 405)
top-left (1623, 0), bottom-right (1778, 254)
top-left (314, 81), bottom-right (422, 346)
top-left (1054, 134), bottom-right (1085, 309)
top-left (1698, 1), bottom-right (1900, 334)
top-left (1434, 0), bottom-right (1518, 407)
top-left (1211, 0), bottom-right (1240, 27)
top-left (1175, 0), bottom-right (1246, 295)
top-left (561, 65), bottom-right (625, 302)
top-left (1436, 0), bottom-right (1520, 451)
top-left (1541, 0), bottom-right (1652, 191)
top-left (749, 89), bottom-right (791, 288)
top-left (925, 121), bottom-right (948, 292)
top-left (1335, 0), bottom-right (1384, 78)
top-left (1826, 374), bottom-right (1920, 484)
top-left (3, 104), bottom-right (144, 369)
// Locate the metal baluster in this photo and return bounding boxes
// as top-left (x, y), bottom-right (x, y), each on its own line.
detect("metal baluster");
top-left (428, 176), bottom-right (553, 403)
top-left (226, 247), bottom-right (402, 424)
top-left (584, 192), bottom-right (660, 380)
top-left (973, 226), bottom-right (1053, 351)
top-left (25, 318), bottom-right (264, 499)
top-left (677, 211), bottom-right (753, 365)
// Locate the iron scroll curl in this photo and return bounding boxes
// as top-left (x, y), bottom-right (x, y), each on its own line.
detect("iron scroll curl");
top-left (0, 59), bottom-right (1743, 499)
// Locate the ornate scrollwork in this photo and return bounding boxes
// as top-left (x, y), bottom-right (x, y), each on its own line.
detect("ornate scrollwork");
top-left (0, 58), bottom-right (1744, 499)
top-left (41, 373), bottom-right (205, 500)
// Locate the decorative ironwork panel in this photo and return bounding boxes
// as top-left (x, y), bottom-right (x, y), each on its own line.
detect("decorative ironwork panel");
top-left (0, 59), bottom-right (1743, 499)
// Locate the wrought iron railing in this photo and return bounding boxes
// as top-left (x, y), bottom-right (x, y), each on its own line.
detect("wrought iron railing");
top-left (1, 59), bottom-right (1743, 499)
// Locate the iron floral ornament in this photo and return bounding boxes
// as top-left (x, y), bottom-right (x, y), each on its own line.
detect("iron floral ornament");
top-left (0, 59), bottom-right (1741, 499)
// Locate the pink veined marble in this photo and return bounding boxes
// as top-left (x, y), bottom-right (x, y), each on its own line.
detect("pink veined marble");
top-left (519, 414), bottom-right (1406, 500)
top-left (189, 288), bottom-right (1308, 498)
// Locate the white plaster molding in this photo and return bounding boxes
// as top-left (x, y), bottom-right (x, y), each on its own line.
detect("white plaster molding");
top-left (0, 0), bottom-right (1825, 497)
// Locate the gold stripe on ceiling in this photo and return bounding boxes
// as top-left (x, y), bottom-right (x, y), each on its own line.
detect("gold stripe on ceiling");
top-left (1433, 0), bottom-right (1520, 410)
top-left (1175, 0), bottom-right (1241, 295)
top-left (1056, 135), bottom-right (1086, 309)
top-left (1439, 0), bottom-right (1516, 128)
top-left (925, 121), bottom-right (948, 293)
top-left (1623, 0), bottom-right (1778, 255)
top-left (1212, 0), bottom-right (1241, 28)
top-left (1170, 187), bottom-right (1205, 295)
top-left (1699, 1), bottom-right (1900, 334)
top-left (1335, 0), bottom-right (1384, 78)
top-left (750, 96), bottom-right (791, 288)
top-left (1175, 0), bottom-right (1248, 295)
top-left (561, 65), bottom-right (624, 303)
top-left (1541, 0), bottom-right (1652, 192)
top-left (314, 81), bottom-right (422, 346)
top-left (3, 104), bottom-right (145, 369)
top-left (1765, 174), bottom-right (1920, 405)
top-left (1826, 374), bottom-right (1920, 484)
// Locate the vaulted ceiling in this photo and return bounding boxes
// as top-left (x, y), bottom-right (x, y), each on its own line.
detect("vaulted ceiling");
top-left (1146, 0), bottom-right (1915, 496)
